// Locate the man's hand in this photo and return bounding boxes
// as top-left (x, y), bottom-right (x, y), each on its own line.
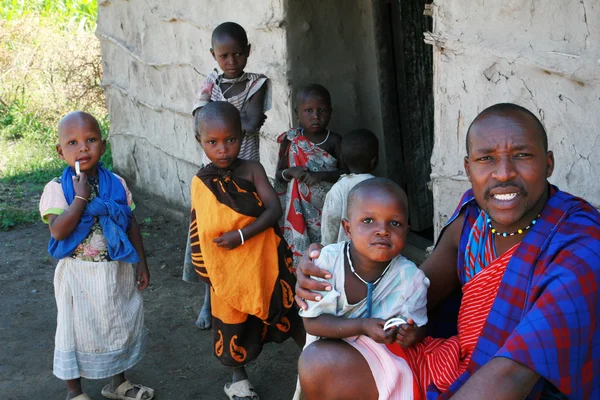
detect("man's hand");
top-left (394, 319), bottom-right (423, 348)
top-left (363, 318), bottom-right (396, 344)
top-left (213, 230), bottom-right (242, 250)
top-left (294, 243), bottom-right (331, 310)
top-left (136, 262), bottom-right (150, 290)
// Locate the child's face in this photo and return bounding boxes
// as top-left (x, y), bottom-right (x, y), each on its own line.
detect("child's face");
top-left (343, 190), bottom-right (408, 263)
top-left (197, 119), bottom-right (242, 169)
top-left (296, 94), bottom-right (332, 135)
top-left (211, 35), bottom-right (250, 79)
top-left (56, 121), bottom-right (106, 174)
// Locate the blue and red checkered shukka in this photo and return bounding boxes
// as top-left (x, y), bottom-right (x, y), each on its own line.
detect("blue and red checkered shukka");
top-left (433, 185), bottom-right (600, 400)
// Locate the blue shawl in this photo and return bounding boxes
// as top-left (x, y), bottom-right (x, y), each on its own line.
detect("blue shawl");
top-left (48, 164), bottom-right (139, 263)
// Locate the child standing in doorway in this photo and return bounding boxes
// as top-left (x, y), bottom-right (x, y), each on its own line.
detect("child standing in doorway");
top-left (184, 21), bottom-right (271, 330)
top-left (189, 102), bottom-right (304, 400)
top-left (275, 83), bottom-right (346, 264)
top-left (39, 112), bottom-right (153, 400)
top-left (320, 128), bottom-right (379, 245)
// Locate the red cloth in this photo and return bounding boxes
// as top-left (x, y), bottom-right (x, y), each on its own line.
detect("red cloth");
top-left (389, 245), bottom-right (517, 394)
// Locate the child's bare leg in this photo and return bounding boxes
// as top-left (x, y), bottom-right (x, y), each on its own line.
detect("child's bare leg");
top-left (65, 378), bottom-right (82, 400)
top-left (195, 282), bottom-right (212, 329)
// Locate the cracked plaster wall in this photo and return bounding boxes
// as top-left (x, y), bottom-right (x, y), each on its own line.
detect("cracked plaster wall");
top-left (97, 0), bottom-right (289, 209)
top-left (429, 0), bottom-right (600, 236)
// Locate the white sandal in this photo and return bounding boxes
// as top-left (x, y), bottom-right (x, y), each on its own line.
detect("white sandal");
top-left (101, 380), bottom-right (154, 400)
top-left (224, 379), bottom-right (259, 400)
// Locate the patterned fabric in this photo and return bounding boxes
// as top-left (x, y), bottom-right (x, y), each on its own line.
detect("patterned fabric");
top-left (463, 210), bottom-right (497, 282)
top-left (189, 160), bottom-right (300, 367)
top-left (275, 128), bottom-right (338, 263)
top-left (396, 244), bottom-right (517, 395)
top-left (39, 173), bottom-right (135, 262)
top-left (320, 173), bottom-right (375, 245)
top-left (193, 69), bottom-right (270, 163)
top-left (430, 186), bottom-right (600, 399)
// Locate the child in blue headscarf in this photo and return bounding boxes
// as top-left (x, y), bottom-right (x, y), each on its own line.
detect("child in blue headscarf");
top-left (39, 111), bottom-right (154, 400)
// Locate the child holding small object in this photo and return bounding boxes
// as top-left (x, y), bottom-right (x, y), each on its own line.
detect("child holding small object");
top-left (297, 178), bottom-right (429, 400)
top-left (39, 112), bottom-right (153, 400)
top-left (275, 83), bottom-right (346, 263)
top-left (320, 128), bottom-right (379, 245)
top-left (189, 102), bottom-right (304, 400)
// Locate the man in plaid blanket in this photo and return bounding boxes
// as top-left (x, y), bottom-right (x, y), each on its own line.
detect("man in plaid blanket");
top-left (294, 103), bottom-right (600, 400)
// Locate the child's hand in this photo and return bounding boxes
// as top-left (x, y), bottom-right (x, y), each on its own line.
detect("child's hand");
top-left (362, 318), bottom-right (396, 344)
top-left (73, 171), bottom-right (91, 200)
top-left (286, 166), bottom-right (308, 181)
top-left (213, 230), bottom-right (242, 250)
top-left (136, 261), bottom-right (150, 290)
top-left (303, 171), bottom-right (323, 186)
top-left (394, 318), bottom-right (423, 348)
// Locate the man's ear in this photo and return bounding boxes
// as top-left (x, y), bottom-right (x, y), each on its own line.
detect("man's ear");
top-left (341, 218), bottom-right (351, 240)
top-left (464, 156), bottom-right (471, 182)
top-left (56, 144), bottom-right (64, 160)
top-left (545, 150), bottom-right (555, 178)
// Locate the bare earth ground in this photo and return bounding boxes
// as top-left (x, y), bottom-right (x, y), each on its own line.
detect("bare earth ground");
top-left (0, 190), bottom-right (300, 400)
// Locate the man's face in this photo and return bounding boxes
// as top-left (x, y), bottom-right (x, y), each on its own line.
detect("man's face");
top-left (464, 113), bottom-right (554, 232)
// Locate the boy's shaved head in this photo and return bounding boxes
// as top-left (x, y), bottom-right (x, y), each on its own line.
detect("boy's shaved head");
top-left (295, 83), bottom-right (332, 107)
top-left (466, 103), bottom-right (548, 154)
top-left (211, 22), bottom-right (248, 47)
top-left (58, 111), bottom-right (101, 139)
top-left (347, 178), bottom-right (408, 218)
top-left (342, 129), bottom-right (379, 170)
top-left (194, 101), bottom-right (242, 140)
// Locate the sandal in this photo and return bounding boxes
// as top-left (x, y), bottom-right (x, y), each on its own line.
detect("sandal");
top-left (72, 395), bottom-right (92, 400)
top-left (101, 380), bottom-right (154, 400)
top-left (224, 379), bottom-right (259, 400)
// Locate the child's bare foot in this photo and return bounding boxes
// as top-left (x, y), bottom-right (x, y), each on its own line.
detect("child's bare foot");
top-left (195, 283), bottom-right (212, 330)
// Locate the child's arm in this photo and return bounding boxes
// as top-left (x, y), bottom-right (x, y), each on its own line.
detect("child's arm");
top-left (303, 133), bottom-right (348, 185)
top-left (275, 137), bottom-right (308, 182)
top-left (240, 84), bottom-right (267, 134)
top-left (47, 173), bottom-right (91, 240)
top-left (303, 315), bottom-right (396, 344)
top-left (213, 161), bottom-right (282, 250)
top-left (128, 215), bottom-right (150, 290)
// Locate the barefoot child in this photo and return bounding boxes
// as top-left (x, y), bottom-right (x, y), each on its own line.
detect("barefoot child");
top-left (184, 21), bottom-right (271, 330)
top-left (189, 102), bottom-right (304, 399)
top-left (39, 112), bottom-right (153, 400)
top-left (275, 83), bottom-right (346, 263)
top-left (321, 128), bottom-right (378, 245)
top-left (297, 178), bottom-right (429, 400)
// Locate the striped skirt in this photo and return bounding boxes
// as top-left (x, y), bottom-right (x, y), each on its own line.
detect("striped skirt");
top-left (53, 258), bottom-right (145, 380)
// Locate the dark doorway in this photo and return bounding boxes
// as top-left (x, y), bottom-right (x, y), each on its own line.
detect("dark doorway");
top-left (376, 0), bottom-right (434, 238)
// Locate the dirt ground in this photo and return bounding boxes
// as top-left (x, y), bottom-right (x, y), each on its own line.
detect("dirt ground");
top-left (0, 192), bottom-right (300, 400)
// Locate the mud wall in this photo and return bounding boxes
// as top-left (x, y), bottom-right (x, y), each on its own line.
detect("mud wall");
top-left (429, 0), bottom-right (600, 235)
top-left (97, 0), bottom-right (290, 208)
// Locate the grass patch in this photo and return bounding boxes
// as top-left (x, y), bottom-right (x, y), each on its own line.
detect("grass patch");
top-left (0, 2), bottom-right (107, 230)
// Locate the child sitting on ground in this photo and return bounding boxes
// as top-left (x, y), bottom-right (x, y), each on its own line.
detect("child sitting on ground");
top-left (298, 178), bottom-right (429, 400)
top-left (275, 83), bottom-right (346, 263)
top-left (189, 101), bottom-right (304, 400)
top-left (320, 128), bottom-right (378, 245)
top-left (39, 112), bottom-right (153, 400)
top-left (184, 21), bottom-right (271, 330)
